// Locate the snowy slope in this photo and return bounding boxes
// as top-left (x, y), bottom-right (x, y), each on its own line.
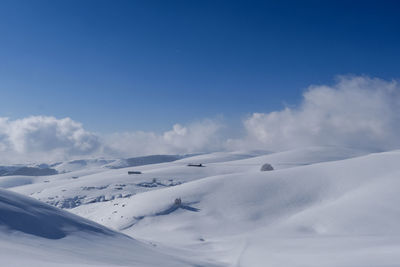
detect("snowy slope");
top-left (0, 154), bottom-right (186, 176)
top-left (3, 147), bottom-right (400, 266)
top-left (0, 165), bottom-right (57, 176)
top-left (10, 147), bottom-right (363, 211)
top-left (0, 188), bottom-right (117, 239)
top-left (0, 188), bottom-right (218, 266)
top-left (105, 154), bottom-right (186, 169)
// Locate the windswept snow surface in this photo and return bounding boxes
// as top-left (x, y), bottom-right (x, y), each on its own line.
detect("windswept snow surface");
top-left (3, 147), bottom-right (400, 266)
top-left (0, 188), bottom-right (215, 266)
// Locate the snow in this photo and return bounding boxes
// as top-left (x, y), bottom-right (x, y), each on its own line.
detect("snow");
top-left (0, 188), bottom-right (117, 239)
top-left (0, 188), bottom-right (216, 266)
top-left (105, 154), bottom-right (185, 169)
top-left (0, 175), bottom-right (34, 188)
top-left (2, 147), bottom-right (400, 266)
top-left (0, 165), bottom-right (57, 176)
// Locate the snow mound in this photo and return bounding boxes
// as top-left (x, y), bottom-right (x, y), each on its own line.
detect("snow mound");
top-left (0, 188), bottom-right (117, 239)
top-left (0, 188), bottom-right (215, 266)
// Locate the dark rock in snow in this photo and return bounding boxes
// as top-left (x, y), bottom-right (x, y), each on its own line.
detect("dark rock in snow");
top-left (260, 163), bottom-right (274, 171)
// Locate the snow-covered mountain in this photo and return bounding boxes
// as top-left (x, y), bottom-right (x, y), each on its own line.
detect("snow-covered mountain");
top-left (2, 147), bottom-right (400, 266)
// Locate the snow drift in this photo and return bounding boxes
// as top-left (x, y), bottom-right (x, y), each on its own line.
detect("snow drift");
top-left (0, 188), bottom-right (116, 239)
top-left (0, 188), bottom-right (215, 266)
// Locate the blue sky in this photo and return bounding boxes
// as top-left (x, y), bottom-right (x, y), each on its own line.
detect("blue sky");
top-left (1, 0), bottom-right (399, 133)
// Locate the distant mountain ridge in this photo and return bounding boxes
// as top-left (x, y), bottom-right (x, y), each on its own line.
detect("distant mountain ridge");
top-left (0, 154), bottom-right (189, 176)
top-left (105, 154), bottom-right (188, 169)
top-left (0, 166), bottom-right (57, 176)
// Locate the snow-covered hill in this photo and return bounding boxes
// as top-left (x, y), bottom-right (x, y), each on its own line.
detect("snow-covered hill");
top-left (2, 147), bottom-right (400, 266)
top-left (0, 188), bottom-right (217, 266)
top-left (0, 154), bottom-right (185, 177)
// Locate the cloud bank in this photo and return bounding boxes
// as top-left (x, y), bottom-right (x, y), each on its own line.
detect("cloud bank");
top-left (229, 76), bottom-right (400, 151)
top-left (1, 76), bottom-right (400, 163)
top-left (0, 116), bottom-right (101, 163)
top-left (0, 116), bottom-right (224, 163)
top-left (103, 119), bottom-right (224, 157)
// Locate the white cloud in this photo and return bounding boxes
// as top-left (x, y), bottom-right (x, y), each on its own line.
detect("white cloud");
top-left (103, 119), bottom-right (224, 157)
top-left (228, 76), bottom-right (400, 151)
top-left (0, 116), bottom-right (224, 163)
top-left (1, 76), bottom-right (400, 163)
top-left (0, 116), bottom-right (101, 163)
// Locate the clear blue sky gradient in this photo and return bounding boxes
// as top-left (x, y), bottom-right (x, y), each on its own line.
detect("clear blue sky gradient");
top-left (1, 0), bottom-right (399, 132)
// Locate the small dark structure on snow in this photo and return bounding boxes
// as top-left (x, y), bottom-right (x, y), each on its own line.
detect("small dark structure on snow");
top-left (260, 163), bottom-right (274, 171)
top-left (128, 171), bottom-right (142, 174)
top-left (174, 198), bottom-right (182, 205)
top-left (187, 163), bottom-right (204, 167)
